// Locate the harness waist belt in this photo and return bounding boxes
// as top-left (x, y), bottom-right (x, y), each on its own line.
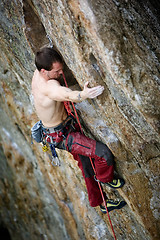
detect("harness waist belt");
top-left (42, 115), bottom-right (74, 133)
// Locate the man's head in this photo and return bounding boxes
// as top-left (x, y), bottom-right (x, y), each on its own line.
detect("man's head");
top-left (35, 47), bottom-right (63, 80)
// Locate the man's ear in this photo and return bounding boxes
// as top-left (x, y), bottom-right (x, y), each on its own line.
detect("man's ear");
top-left (40, 69), bottom-right (47, 74)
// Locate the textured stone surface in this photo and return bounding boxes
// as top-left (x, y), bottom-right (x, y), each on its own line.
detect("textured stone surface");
top-left (0, 0), bottom-right (160, 239)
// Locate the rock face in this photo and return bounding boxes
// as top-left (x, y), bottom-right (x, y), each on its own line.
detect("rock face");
top-left (0, 0), bottom-right (160, 239)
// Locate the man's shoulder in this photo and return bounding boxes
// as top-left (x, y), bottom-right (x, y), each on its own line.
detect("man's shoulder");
top-left (47, 79), bottom-right (61, 87)
top-left (32, 69), bottom-right (39, 83)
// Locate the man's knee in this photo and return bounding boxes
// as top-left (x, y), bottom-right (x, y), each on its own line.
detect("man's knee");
top-left (95, 141), bottom-right (114, 166)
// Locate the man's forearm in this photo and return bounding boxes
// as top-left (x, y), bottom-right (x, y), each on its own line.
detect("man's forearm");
top-left (67, 90), bottom-right (86, 102)
top-left (60, 83), bottom-right (104, 102)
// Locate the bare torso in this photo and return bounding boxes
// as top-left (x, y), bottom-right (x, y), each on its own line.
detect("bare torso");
top-left (32, 70), bottom-right (67, 127)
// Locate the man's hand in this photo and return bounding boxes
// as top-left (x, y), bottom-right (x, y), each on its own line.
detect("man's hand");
top-left (81, 82), bottom-right (104, 99)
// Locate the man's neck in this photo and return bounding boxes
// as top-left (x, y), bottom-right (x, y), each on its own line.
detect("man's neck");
top-left (39, 71), bottom-right (50, 81)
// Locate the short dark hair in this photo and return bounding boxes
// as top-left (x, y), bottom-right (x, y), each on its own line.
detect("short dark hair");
top-left (35, 47), bottom-right (63, 71)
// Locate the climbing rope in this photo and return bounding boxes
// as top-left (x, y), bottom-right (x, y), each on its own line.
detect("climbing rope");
top-left (62, 72), bottom-right (117, 240)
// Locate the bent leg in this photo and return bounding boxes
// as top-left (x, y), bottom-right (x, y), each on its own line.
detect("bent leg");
top-left (66, 132), bottom-right (114, 182)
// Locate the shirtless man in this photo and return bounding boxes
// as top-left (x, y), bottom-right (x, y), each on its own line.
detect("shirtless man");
top-left (32, 52), bottom-right (104, 127)
top-left (32, 47), bottom-right (126, 213)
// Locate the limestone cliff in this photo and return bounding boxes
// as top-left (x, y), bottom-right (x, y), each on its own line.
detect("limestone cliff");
top-left (0, 0), bottom-right (160, 239)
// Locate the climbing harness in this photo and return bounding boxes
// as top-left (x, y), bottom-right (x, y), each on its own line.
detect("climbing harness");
top-left (41, 114), bottom-right (77, 166)
top-left (31, 120), bottom-right (62, 166)
top-left (62, 72), bottom-right (117, 240)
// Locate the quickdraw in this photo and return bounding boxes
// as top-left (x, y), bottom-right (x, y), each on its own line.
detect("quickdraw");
top-left (41, 131), bottom-right (62, 167)
top-left (46, 136), bottom-right (61, 166)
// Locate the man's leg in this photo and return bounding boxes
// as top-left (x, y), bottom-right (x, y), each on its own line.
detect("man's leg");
top-left (56, 136), bottom-right (105, 207)
top-left (65, 131), bottom-right (126, 212)
top-left (65, 132), bottom-right (113, 206)
top-left (93, 142), bottom-right (125, 188)
top-left (66, 132), bottom-right (114, 181)
top-left (71, 154), bottom-right (106, 207)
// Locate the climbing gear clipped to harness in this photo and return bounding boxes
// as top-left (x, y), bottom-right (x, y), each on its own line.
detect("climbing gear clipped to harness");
top-left (31, 121), bottom-right (61, 166)
top-left (46, 135), bottom-right (61, 166)
top-left (42, 145), bottom-right (49, 152)
top-left (41, 115), bottom-right (76, 167)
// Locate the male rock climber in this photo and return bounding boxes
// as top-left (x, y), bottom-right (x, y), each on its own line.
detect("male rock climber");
top-left (32, 47), bottom-right (126, 213)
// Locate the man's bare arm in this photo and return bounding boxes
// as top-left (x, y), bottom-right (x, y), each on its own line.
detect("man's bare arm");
top-left (46, 81), bottom-right (104, 102)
